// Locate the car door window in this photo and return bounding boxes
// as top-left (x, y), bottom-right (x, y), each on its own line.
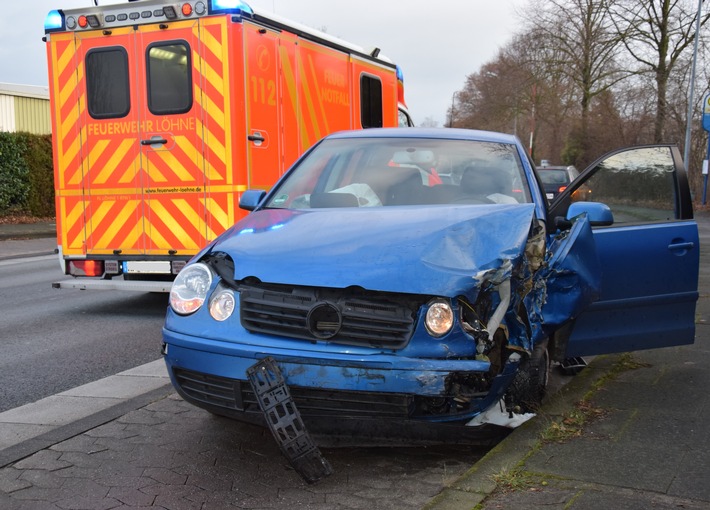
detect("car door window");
top-left (549, 144), bottom-right (697, 358)
top-left (574, 147), bottom-right (676, 223)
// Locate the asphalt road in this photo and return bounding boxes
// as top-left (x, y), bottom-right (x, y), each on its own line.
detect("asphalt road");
top-left (0, 254), bottom-right (167, 413)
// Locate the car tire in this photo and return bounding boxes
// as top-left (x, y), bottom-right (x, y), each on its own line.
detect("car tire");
top-left (507, 339), bottom-right (549, 413)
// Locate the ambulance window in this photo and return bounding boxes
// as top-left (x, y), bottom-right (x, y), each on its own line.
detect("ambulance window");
top-left (146, 42), bottom-right (192, 115)
top-left (86, 48), bottom-right (130, 119)
top-left (360, 75), bottom-right (383, 128)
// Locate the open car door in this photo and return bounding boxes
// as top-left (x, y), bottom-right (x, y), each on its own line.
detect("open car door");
top-left (547, 145), bottom-right (699, 357)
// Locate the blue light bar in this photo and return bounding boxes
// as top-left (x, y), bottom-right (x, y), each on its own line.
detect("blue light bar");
top-left (44, 10), bottom-right (64, 32)
top-left (396, 65), bottom-right (404, 83)
top-left (210, 0), bottom-right (254, 15)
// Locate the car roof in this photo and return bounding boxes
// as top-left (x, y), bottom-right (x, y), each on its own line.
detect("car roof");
top-left (325, 127), bottom-right (519, 145)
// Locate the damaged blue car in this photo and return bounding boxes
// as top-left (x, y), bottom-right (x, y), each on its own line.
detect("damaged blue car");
top-left (162, 128), bottom-right (698, 443)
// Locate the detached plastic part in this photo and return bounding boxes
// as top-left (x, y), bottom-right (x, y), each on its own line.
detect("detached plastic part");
top-left (247, 357), bottom-right (333, 483)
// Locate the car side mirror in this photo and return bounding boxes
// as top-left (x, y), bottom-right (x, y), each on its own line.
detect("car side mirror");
top-left (555, 201), bottom-right (614, 229)
top-left (239, 189), bottom-right (267, 211)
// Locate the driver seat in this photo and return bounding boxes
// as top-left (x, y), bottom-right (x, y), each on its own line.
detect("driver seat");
top-left (460, 165), bottom-right (503, 198)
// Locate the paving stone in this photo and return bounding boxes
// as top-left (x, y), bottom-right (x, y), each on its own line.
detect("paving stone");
top-left (105, 486), bottom-right (156, 507)
top-left (18, 470), bottom-right (66, 489)
top-left (141, 467), bottom-right (187, 486)
top-left (13, 451), bottom-right (72, 472)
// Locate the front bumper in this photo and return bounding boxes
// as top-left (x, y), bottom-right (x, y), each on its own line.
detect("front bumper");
top-left (162, 328), bottom-right (519, 423)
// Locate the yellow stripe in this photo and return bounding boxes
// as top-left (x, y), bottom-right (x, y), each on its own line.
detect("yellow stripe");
top-left (306, 53), bottom-right (329, 133)
top-left (297, 55), bottom-right (321, 141)
top-left (195, 119), bottom-right (226, 180)
top-left (173, 198), bottom-right (205, 243)
top-left (87, 139), bottom-right (111, 184)
top-left (219, 19), bottom-right (232, 187)
top-left (118, 154), bottom-right (141, 184)
top-left (147, 163), bottom-right (168, 183)
top-left (147, 202), bottom-right (194, 249)
top-left (94, 139), bottom-right (135, 185)
top-left (93, 200), bottom-right (137, 249)
top-left (117, 221), bottom-right (143, 253)
top-left (196, 52), bottom-right (224, 97)
top-left (279, 45), bottom-right (306, 146)
top-left (63, 199), bottom-right (85, 251)
top-left (200, 87), bottom-right (226, 136)
top-left (156, 144), bottom-right (194, 182)
top-left (203, 197), bottom-right (228, 231)
top-left (144, 218), bottom-right (170, 251)
top-left (56, 41), bottom-right (75, 81)
top-left (200, 21), bottom-right (223, 66)
top-left (56, 184), bottom-right (247, 196)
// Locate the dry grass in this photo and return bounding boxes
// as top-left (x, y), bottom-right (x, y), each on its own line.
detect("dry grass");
top-left (0, 214), bottom-right (54, 225)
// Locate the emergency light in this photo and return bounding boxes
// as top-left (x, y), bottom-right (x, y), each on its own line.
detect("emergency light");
top-left (44, 10), bottom-right (64, 32)
top-left (210, 0), bottom-right (253, 15)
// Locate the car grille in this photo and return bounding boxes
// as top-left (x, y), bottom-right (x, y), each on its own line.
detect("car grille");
top-left (172, 367), bottom-right (411, 419)
top-left (239, 283), bottom-right (420, 349)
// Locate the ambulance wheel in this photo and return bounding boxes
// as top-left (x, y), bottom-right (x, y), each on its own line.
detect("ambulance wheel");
top-left (508, 339), bottom-right (549, 414)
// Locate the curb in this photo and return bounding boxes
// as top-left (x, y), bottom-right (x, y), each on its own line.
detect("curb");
top-left (423, 353), bottom-right (623, 510)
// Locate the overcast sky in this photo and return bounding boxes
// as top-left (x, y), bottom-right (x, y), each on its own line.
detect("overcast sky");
top-left (6, 0), bottom-right (520, 127)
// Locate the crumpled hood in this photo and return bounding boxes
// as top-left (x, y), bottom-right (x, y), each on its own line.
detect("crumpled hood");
top-left (210, 204), bottom-right (537, 297)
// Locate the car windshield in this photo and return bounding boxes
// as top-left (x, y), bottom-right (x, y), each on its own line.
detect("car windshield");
top-left (538, 169), bottom-right (570, 185)
top-left (266, 137), bottom-right (532, 208)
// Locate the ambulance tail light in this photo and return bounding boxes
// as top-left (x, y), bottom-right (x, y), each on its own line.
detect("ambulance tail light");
top-left (68, 260), bottom-right (105, 277)
top-left (44, 10), bottom-right (65, 32)
top-left (209, 0), bottom-right (253, 15)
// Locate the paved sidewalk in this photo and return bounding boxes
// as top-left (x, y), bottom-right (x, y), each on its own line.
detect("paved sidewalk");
top-left (0, 222), bottom-right (56, 260)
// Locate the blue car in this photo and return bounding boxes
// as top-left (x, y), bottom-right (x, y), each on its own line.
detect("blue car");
top-left (162, 128), bottom-right (698, 438)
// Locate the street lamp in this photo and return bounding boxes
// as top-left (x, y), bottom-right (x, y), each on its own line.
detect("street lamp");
top-left (683, 0), bottom-right (704, 170)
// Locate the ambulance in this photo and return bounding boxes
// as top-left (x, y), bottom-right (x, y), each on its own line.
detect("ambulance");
top-left (44, 0), bottom-right (412, 291)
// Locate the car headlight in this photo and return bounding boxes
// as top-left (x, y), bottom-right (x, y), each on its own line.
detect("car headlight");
top-left (425, 298), bottom-right (454, 337)
top-left (170, 263), bottom-right (213, 315)
top-left (209, 286), bottom-right (236, 321)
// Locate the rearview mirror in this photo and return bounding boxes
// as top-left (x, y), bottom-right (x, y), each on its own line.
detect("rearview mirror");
top-left (556, 201), bottom-right (614, 229)
top-left (239, 189), bottom-right (267, 211)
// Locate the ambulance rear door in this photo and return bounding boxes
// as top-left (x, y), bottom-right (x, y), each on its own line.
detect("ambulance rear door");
top-left (76, 18), bottom-right (225, 259)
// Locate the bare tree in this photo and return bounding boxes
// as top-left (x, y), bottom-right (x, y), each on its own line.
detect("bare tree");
top-left (609, 0), bottom-right (710, 143)
top-left (525, 0), bottom-right (626, 165)
top-left (450, 29), bottom-right (577, 163)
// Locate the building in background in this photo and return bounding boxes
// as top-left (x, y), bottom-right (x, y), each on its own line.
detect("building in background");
top-left (0, 83), bottom-right (51, 134)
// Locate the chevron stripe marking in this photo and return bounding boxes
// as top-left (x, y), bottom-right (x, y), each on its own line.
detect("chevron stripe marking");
top-left (150, 147), bottom-right (196, 183)
top-left (63, 198), bottom-right (85, 251)
top-left (88, 139), bottom-right (112, 184)
top-left (202, 197), bottom-right (229, 232)
top-left (197, 52), bottom-right (224, 96)
top-left (93, 200), bottom-right (138, 250)
top-left (199, 84), bottom-right (226, 133)
top-left (306, 53), bottom-right (330, 134)
top-left (116, 154), bottom-right (138, 185)
top-left (143, 218), bottom-right (171, 251)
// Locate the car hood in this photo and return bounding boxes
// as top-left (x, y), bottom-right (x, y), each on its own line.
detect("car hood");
top-left (211, 204), bottom-right (537, 297)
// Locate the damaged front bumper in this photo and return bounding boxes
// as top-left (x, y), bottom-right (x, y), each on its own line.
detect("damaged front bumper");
top-left (162, 329), bottom-right (522, 424)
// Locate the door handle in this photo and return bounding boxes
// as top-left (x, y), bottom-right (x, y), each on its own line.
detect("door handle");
top-left (668, 241), bottom-right (694, 252)
top-left (141, 137), bottom-right (168, 146)
top-left (248, 133), bottom-right (265, 143)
